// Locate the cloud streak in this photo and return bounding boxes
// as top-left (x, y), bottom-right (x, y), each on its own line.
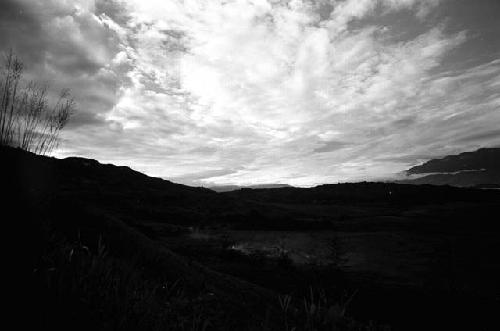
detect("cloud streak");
top-left (2, 0), bottom-right (499, 186)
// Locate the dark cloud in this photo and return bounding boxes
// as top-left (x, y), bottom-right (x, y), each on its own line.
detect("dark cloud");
top-left (456, 129), bottom-right (500, 143)
top-left (375, 154), bottom-right (435, 164)
top-left (0, 0), bottom-right (123, 130)
top-left (391, 116), bottom-right (418, 129)
top-left (0, 0), bottom-right (45, 64)
top-left (188, 146), bottom-right (219, 155)
top-left (435, 0), bottom-right (500, 72)
top-left (1, 0), bottom-right (119, 74)
top-left (318, 1), bottom-right (334, 21)
top-left (95, 0), bottom-right (130, 25)
top-left (313, 140), bottom-right (351, 153)
top-left (66, 111), bottom-right (109, 129)
top-left (161, 29), bottom-right (188, 53)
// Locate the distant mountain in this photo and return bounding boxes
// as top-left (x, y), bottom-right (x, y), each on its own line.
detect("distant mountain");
top-left (208, 185), bottom-right (241, 192)
top-left (209, 183), bottom-right (292, 192)
top-left (398, 148), bottom-right (500, 187)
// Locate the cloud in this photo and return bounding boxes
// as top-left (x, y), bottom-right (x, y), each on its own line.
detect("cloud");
top-left (170, 168), bottom-right (241, 186)
top-left (0, 0), bottom-right (123, 125)
top-left (2, 0), bottom-right (499, 186)
top-left (456, 129), bottom-right (500, 144)
top-left (314, 140), bottom-right (351, 153)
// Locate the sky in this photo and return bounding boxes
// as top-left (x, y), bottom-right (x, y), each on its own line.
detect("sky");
top-left (1, 0), bottom-right (499, 187)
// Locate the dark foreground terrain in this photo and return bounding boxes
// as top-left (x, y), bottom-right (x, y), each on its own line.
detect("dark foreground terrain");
top-left (4, 146), bottom-right (500, 330)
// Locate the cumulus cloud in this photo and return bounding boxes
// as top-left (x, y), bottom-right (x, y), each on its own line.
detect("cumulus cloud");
top-left (0, 0), bottom-right (125, 128)
top-left (2, 0), bottom-right (499, 186)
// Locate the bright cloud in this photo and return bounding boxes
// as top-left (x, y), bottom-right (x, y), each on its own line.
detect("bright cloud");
top-left (2, 0), bottom-right (499, 186)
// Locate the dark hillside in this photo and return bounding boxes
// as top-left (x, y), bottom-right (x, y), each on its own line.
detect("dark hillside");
top-left (399, 148), bottom-right (500, 187)
top-left (3, 146), bottom-right (278, 331)
top-left (407, 148), bottom-right (500, 174)
top-left (4, 146), bottom-right (229, 225)
top-left (5, 146), bottom-right (500, 331)
top-left (223, 181), bottom-right (499, 204)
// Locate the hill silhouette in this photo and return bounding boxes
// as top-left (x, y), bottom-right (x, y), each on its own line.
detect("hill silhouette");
top-left (5, 146), bottom-right (500, 331)
top-left (209, 184), bottom-right (292, 192)
top-left (4, 146), bottom-right (279, 331)
top-left (399, 147), bottom-right (500, 187)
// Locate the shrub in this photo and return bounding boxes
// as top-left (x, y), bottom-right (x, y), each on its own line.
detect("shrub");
top-left (0, 50), bottom-right (75, 154)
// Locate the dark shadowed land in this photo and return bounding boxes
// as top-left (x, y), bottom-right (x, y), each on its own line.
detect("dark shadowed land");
top-left (209, 184), bottom-right (293, 192)
top-left (397, 148), bottom-right (500, 188)
top-left (6, 146), bottom-right (500, 331)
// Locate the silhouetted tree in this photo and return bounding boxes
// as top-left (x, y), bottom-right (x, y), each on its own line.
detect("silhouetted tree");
top-left (0, 50), bottom-right (75, 154)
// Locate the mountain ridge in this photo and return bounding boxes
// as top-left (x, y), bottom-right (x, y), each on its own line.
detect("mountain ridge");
top-left (209, 183), bottom-right (293, 192)
top-left (398, 147), bottom-right (500, 187)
